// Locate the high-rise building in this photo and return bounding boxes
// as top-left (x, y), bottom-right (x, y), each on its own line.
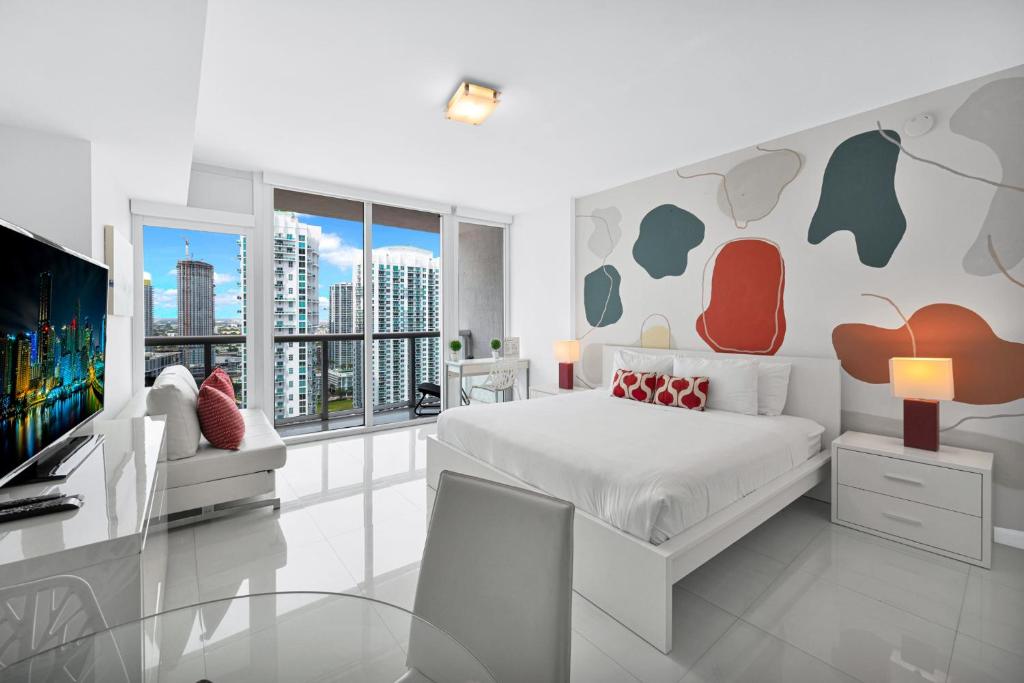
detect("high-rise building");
top-left (14, 333), bottom-right (31, 397)
top-left (328, 282), bottom-right (354, 368)
top-left (177, 242), bottom-right (215, 368)
top-left (270, 212), bottom-right (320, 420)
top-left (0, 335), bottom-right (13, 395)
top-left (144, 276), bottom-right (153, 337)
top-left (237, 236), bottom-right (248, 406)
top-left (353, 246), bottom-right (440, 408)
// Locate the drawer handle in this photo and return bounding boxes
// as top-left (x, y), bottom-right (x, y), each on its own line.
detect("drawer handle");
top-left (882, 511), bottom-right (923, 526)
top-left (883, 472), bottom-right (924, 486)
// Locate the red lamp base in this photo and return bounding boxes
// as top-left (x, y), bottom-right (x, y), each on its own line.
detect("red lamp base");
top-left (558, 362), bottom-right (574, 390)
top-left (903, 399), bottom-right (939, 451)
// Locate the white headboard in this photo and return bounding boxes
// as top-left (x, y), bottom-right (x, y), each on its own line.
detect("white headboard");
top-left (601, 345), bottom-right (841, 448)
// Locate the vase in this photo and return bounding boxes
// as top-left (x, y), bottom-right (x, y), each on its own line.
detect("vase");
top-left (491, 350), bottom-right (500, 359)
top-left (449, 351), bottom-right (458, 362)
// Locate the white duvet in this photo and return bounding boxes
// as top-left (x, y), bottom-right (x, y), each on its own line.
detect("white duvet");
top-left (437, 390), bottom-right (824, 544)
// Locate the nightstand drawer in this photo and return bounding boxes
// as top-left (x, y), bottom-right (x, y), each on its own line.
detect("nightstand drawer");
top-left (836, 447), bottom-right (981, 516)
top-left (836, 485), bottom-right (982, 560)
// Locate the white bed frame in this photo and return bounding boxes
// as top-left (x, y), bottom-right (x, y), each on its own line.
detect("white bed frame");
top-left (426, 345), bottom-right (840, 653)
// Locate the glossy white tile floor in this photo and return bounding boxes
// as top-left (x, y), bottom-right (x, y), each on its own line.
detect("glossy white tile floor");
top-left (163, 424), bottom-right (1024, 682)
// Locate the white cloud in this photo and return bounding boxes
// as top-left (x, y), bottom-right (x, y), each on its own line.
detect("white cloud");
top-left (214, 271), bottom-right (236, 285)
top-left (318, 296), bottom-right (328, 306)
top-left (152, 288), bottom-right (176, 308)
top-left (319, 233), bottom-right (361, 268)
top-left (166, 267), bottom-right (177, 276)
top-left (143, 271), bottom-right (152, 280)
top-left (215, 289), bottom-right (241, 306)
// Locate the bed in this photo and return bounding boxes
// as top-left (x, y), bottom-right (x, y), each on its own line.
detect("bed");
top-left (426, 346), bottom-right (840, 653)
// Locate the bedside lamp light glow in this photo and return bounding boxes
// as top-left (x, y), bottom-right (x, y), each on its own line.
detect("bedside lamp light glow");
top-left (889, 358), bottom-right (953, 451)
top-left (446, 82), bottom-right (500, 125)
top-left (554, 340), bottom-right (580, 390)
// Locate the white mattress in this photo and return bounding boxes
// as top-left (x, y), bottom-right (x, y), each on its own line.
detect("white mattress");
top-left (437, 390), bottom-right (824, 544)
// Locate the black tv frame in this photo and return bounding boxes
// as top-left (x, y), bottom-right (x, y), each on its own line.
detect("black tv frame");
top-left (0, 217), bottom-right (109, 489)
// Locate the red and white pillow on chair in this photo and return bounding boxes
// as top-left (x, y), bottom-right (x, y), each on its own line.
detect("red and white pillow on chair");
top-left (197, 368), bottom-right (245, 450)
top-left (654, 375), bottom-right (709, 411)
top-left (610, 368), bottom-right (659, 403)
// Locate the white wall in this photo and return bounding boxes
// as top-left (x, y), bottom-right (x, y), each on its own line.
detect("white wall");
top-left (509, 199), bottom-right (573, 387)
top-left (0, 124), bottom-right (135, 418)
top-left (91, 144), bottom-right (133, 416)
top-left (0, 124), bottom-right (92, 254)
top-left (187, 163), bottom-right (255, 214)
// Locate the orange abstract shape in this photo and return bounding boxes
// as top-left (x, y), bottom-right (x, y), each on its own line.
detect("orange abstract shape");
top-left (832, 303), bottom-right (1024, 405)
top-left (696, 238), bottom-right (786, 355)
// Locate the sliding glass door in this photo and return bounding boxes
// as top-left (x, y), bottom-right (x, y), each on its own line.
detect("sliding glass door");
top-left (270, 190), bottom-right (441, 435)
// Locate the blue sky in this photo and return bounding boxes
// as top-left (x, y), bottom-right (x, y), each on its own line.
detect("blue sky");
top-left (143, 215), bottom-right (439, 320)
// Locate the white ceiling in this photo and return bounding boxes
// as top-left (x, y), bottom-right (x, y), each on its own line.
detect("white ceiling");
top-left (2, 2), bottom-right (1023, 216)
top-left (0, 0), bottom-right (208, 203)
top-left (194, 0), bottom-right (1024, 214)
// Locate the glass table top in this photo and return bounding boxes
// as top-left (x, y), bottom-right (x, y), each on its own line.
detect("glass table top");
top-left (6, 591), bottom-right (495, 683)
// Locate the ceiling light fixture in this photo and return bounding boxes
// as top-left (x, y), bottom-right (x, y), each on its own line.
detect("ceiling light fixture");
top-left (446, 81), bottom-right (500, 125)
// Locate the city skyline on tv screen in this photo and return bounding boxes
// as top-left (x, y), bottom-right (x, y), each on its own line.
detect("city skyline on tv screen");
top-left (0, 221), bottom-right (107, 477)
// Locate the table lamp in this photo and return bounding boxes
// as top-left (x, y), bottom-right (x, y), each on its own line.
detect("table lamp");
top-left (889, 357), bottom-right (954, 451)
top-left (554, 340), bottom-right (580, 390)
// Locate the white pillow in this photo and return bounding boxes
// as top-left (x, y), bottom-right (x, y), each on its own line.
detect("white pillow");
top-left (672, 356), bottom-right (759, 415)
top-left (609, 350), bottom-right (674, 387)
top-left (757, 362), bottom-right (792, 416)
top-left (162, 365), bottom-right (199, 397)
top-left (147, 370), bottom-right (201, 460)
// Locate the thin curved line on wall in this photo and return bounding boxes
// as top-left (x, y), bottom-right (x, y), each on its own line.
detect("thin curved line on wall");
top-left (988, 235), bottom-right (1024, 289)
top-left (697, 237), bottom-right (785, 353)
top-left (875, 122), bottom-right (1024, 193)
top-left (675, 145), bottom-right (802, 229)
top-left (940, 413), bottom-right (1024, 432)
top-left (575, 213), bottom-right (617, 340)
top-left (639, 313), bottom-right (672, 348)
top-left (860, 293), bottom-right (917, 357)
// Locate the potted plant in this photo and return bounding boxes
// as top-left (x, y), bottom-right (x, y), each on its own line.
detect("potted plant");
top-left (449, 339), bottom-right (462, 362)
top-left (490, 338), bottom-right (502, 359)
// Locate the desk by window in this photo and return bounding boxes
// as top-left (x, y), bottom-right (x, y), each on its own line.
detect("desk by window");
top-left (446, 358), bottom-right (530, 406)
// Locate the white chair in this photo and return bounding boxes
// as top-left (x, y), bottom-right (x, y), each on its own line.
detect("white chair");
top-left (407, 470), bottom-right (575, 683)
top-left (468, 360), bottom-right (520, 403)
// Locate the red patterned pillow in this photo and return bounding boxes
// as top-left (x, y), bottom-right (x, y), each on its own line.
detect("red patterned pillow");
top-left (610, 368), bottom-right (659, 403)
top-left (202, 367), bottom-right (235, 402)
top-left (654, 375), bottom-right (710, 410)
top-left (197, 384), bottom-right (245, 450)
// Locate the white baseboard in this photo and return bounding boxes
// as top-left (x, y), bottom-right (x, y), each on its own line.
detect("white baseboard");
top-left (994, 526), bottom-right (1024, 550)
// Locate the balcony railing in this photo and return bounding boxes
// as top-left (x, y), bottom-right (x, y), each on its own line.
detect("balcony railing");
top-left (144, 331), bottom-right (440, 429)
top-left (145, 335), bottom-right (246, 387)
top-left (272, 330), bottom-right (439, 428)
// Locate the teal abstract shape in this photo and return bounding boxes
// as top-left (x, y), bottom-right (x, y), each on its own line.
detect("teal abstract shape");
top-left (632, 204), bottom-right (705, 278)
top-left (808, 130), bottom-right (906, 267)
top-left (583, 265), bottom-right (623, 328)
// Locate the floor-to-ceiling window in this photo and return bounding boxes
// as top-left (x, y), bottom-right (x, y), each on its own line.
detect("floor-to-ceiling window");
top-left (270, 190), bottom-right (441, 435)
top-left (141, 224), bottom-right (249, 404)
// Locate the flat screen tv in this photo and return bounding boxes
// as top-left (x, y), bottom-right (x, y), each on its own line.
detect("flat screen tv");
top-left (0, 218), bottom-right (108, 487)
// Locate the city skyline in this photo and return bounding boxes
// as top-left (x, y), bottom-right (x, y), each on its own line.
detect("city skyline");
top-left (143, 217), bottom-right (441, 321)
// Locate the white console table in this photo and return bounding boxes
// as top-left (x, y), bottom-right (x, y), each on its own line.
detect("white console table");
top-left (0, 416), bottom-right (168, 668)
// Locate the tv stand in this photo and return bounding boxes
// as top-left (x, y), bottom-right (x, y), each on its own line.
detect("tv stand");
top-left (4, 434), bottom-right (102, 487)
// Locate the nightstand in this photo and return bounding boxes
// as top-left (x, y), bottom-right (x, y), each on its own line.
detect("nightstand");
top-left (528, 384), bottom-right (590, 399)
top-left (831, 431), bottom-right (992, 568)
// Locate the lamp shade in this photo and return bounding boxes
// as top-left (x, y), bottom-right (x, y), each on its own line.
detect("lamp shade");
top-left (553, 340), bottom-right (580, 363)
top-left (889, 357), bottom-right (954, 401)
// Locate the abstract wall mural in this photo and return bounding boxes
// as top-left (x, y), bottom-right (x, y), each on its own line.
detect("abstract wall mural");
top-left (677, 145), bottom-right (802, 229)
top-left (807, 129), bottom-right (907, 267)
top-left (583, 264), bottom-right (623, 328)
top-left (580, 206), bottom-right (623, 259)
top-left (832, 301), bottom-right (1024, 405)
top-left (696, 238), bottom-right (786, 355)
top-left (574, 65), bottom-right (1024, 528)
top-left (952, 77), bottom-right (1024, 276)
top-left (631, 204), bottom-right (705, 278)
